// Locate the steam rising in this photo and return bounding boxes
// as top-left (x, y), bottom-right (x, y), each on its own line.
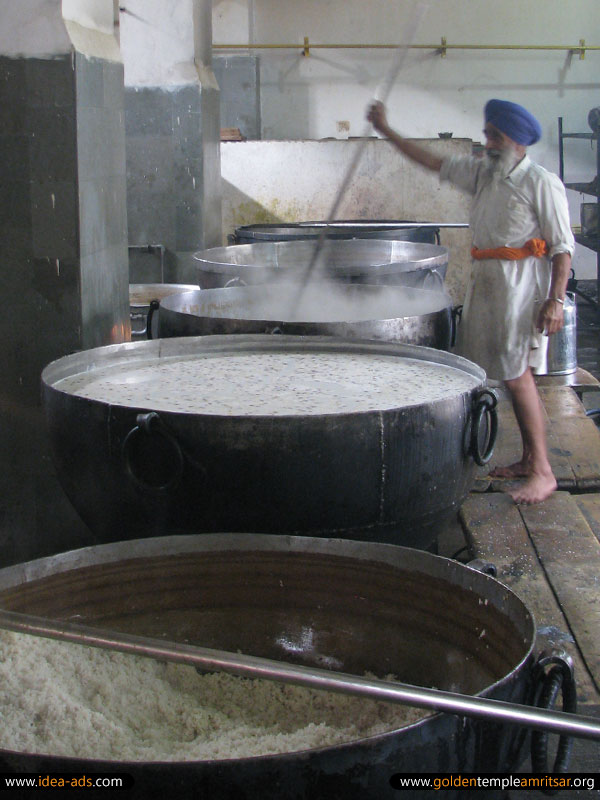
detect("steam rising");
top-left (174, 283), bottom-right (450, 324)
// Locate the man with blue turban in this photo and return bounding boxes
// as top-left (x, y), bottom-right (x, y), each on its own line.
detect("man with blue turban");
top-left (367, 98), bottom-right (574, 505)
top-left (484, 98), bottom-right (542, 147)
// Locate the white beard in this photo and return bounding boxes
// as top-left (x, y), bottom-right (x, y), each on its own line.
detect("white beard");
top-left (486, 148), bottom-right (522, 177)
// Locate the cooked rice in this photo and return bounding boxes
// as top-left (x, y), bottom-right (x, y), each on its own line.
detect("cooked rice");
top-left (0, 631), bottom-right (429, 761)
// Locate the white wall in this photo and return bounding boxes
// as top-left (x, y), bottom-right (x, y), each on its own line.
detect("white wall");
top-left (214, 0), bottom-right (600, 278)
top-left (0, 0), bottom-right (118, 60)
top-left (0, 0), bottom-right (70, 56)
top-left (120, 0), bottom-right (198, 85)
top-left (221, 137), bottom-right (473, 303)
top-left (62, 0), bottom-right (114, 33)
top-left (213, 0), bottom-right (253, 43)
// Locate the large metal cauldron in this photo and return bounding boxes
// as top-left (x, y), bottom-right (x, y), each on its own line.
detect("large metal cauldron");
top-left (194, 240), bottom-right (448, 290)
top-left (232, 220), bottom-right (441, 244)
top-left (41, 336), bottom-right (496, 549)
top-left (157, 284), bottom-right (454, 350)
top-left (0, 534), bottom-right (535, 799)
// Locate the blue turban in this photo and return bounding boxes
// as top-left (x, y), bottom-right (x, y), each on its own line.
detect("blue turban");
top-left (484, 99), bottom-right (542, 145)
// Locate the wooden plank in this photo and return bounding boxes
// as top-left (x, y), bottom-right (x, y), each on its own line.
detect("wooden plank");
top-left (460, 493), bottom-right (600, 703)
top-left (574, 494), bottom-right (600, 545)
top-left (461, 494), bottom-right (575, 635)
top-left (478, 386), bottom-right (600, 492)
top-left (535, 366), bottom-right (600, 392)
top-left (479, 389), bottom-right (578, 491)
top-left (539, 386), bottom-right (600, 490)
top-left (220, 127), bottom-right (245, 141)
top-left (519, 493), bottom-right (600, 698)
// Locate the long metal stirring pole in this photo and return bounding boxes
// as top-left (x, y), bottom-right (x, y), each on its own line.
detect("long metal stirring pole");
top-left (2, 607), bottom-right (600, 742)
top-left (289, 3), bottom-right (428, 313)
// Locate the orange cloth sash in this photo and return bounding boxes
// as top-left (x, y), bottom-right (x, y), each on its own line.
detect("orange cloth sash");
top-left (471, 238), bottom-right (548, 261)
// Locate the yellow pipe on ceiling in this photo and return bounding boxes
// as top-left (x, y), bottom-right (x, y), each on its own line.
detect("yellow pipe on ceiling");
top-left (213, 38), bottom-right (593, 60)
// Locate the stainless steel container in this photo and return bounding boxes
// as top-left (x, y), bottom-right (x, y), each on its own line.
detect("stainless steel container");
top-left (157, 284), bottom-right (454, 351)
top-left (0, 533), bottom-right (535, 799)
top-left (194, 240), bottom-right (449, 290)
top-left (533, 292), bottom-right (577, 376)
top-left (41, 335), bottom-right (497, 550)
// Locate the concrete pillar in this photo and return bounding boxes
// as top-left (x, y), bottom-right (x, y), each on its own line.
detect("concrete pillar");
top-left (121, 0), bottom-right (222, 283)
top-left (0, 0), bottom-right (129, 564)
top-left (213, 0), bottom-right (261, 143)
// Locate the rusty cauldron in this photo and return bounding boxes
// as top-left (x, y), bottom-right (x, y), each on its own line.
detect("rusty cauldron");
top-left (0, 534), bottom-right (574, 799)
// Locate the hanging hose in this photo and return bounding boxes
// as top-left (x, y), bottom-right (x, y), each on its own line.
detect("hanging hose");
top-left (530, 653), bottom-right (577, 791)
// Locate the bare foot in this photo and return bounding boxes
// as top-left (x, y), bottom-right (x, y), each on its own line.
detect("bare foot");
top-left (488, 461), bottom-right (530, 479)
top-left (508, 471), bottom-right (557, 505)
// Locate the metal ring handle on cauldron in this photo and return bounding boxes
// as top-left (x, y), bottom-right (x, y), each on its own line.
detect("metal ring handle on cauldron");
top-left (530, 651), bottom-right (577, 790)
top-left (470, 388), bottom-right (498, 466)
top-left (145, 299), bottom-right (160, 340)
top-left (466, 558), bottom-right (497, 577)
top-left (122, 412), bottom-right (184, 493)
top-left (422, 268), bottom-right (445, 292)
top-left (223, 276), bottom-right (247, 288)
top-left (450, 304), bottom-right (463, 348)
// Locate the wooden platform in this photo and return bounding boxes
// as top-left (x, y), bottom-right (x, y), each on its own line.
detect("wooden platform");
top-left (534, 366), bottom-right (600, 393)
top-left (476, 373), bottom-right (600, 493)
top-left (458, 489), bottom-right (600, 788)
top-left (430, 375), bottom-right (600, 786)
top-left (461, 492), bottom-right (600, 704)
top-left (455, 376), bottom-right (600, 783)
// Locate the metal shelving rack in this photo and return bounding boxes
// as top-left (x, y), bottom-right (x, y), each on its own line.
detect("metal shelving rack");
top-left (558, 117), bottom-right (600, 308)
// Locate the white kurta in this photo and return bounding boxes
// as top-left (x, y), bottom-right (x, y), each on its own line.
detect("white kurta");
top-left (440, 154), bottom-right (575, 381)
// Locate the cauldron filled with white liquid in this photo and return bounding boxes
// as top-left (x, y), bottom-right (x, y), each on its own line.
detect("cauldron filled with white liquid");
top-left (41, 335), bottom-right (497, 548)
top-left (194, 240), bottom-right (448, 290)
top-left (156, 283), bottom-right (455, 351)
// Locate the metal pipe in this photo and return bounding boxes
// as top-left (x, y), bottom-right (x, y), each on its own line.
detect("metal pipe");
top-left (296, 221), bottom-right (468, 229)
top-left (213, 40), bottom-right (595, 57)
top-left (1, 608), bottom-right (600, 743)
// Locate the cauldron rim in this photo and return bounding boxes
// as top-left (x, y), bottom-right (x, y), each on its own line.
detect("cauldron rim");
top-left (41, 334), bottom-right (486, 402)
top-left (41, 335), bottom-right (486, 426)
top-left (193, 240), bottom-right (449, 275)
